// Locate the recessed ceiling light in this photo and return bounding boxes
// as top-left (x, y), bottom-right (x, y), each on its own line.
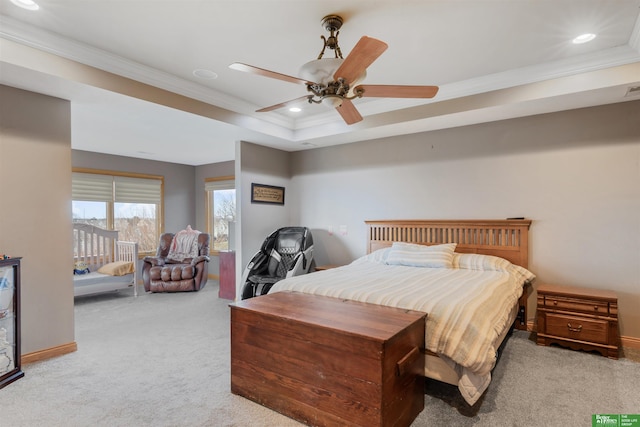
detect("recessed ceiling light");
top-left (572, 33), bottom-right (596, 44)
top-left (193, 69), bottom-right (218, 79)
top-left (10, 0), bottom-right (39, 10)
top-left (289, 107), bottom-right (302, 113)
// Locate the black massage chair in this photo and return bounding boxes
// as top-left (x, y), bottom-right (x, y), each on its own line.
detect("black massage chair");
top-left (240, 226), bottom-right (314, 299)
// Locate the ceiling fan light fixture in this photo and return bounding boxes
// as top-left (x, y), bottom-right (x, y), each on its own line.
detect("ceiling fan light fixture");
top-left (322, 95), bottom-right (344, 109)
top-left (299, 58), bottom-right (342, 85)
top-left (230, 13), bottom-right (438, 125)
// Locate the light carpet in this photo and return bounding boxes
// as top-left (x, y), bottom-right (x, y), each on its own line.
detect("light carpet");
top-left (1, 282), bottom-right (638, 426)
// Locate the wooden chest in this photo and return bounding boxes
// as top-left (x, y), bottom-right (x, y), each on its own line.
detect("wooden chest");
top-left (536, 283), bottom-right (619, 359)
top-left (230, 291), bottom-right (426, 427)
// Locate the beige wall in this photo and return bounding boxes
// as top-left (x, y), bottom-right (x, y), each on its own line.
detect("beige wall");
top-left (0, 85), bottom-right (75, 354)
top-left (289, 101), bottom-right (640, 339)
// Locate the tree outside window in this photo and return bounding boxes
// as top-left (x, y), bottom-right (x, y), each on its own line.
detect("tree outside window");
top-left (206, 178), bottom-right (236, 252)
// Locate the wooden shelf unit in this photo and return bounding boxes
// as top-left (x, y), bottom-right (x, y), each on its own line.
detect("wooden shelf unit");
top-left (536, 283), bottom-right (619, 359)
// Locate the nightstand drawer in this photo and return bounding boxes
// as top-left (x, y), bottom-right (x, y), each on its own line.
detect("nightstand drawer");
top-left (546, 313), bottom-right (608, 345)
top-left (543, 296), bottom-right (609, 315)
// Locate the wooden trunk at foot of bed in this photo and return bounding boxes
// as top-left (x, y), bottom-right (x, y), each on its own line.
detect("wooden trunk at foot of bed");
top-left (365, 219), bottom-right (532, 330)
top-left (231, 292), bottom-right (426, 427)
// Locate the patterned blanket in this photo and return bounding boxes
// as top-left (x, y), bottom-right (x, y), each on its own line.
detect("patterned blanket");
top-left (167, 225), bottom-right (200, 262)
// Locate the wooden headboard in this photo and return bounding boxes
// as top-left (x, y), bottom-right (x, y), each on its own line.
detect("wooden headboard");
top-left (366, 219), bottom-right (532, 269)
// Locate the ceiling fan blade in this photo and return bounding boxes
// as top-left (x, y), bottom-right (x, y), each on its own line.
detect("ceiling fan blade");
top-left (333, 36), bottom-right (388, 83)
top-left (256, 96), bottom-right (311, 113)
top-left (355, 84), bottom-right (439, 98)
top-left (336, 98), bottom-right (363, 125)
top-left (229, 62), bottom-right (314, 85)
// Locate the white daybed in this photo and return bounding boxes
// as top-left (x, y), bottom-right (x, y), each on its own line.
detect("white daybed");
top-left (73, 223), bottom-right (139, 297)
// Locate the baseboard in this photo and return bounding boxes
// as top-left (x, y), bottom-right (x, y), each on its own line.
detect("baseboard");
top-left (621, 335), bottom-right (640, 350)
top-left (22, 342), bottom-right (77, 364)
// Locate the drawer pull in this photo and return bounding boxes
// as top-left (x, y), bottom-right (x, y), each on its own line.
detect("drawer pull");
top-left (553, 300), bottom-right (558, 305)
top-left (594, 306), bottom-right (599, 311)
top-left (567, 323), bottom-right (582, 332)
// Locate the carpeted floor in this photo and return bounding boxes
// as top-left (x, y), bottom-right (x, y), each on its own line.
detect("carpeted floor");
top-left (1, 282), bottom-right (638, 426)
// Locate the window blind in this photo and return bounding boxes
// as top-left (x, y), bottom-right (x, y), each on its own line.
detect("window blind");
top-left (71, 173), bottom-right (112, 202)
top-left (72, 172), bottom-right (162, 204)
top-left (204, 179), bottom-right (234, 192)
top-left (115, 176), bottom-right (162, 204)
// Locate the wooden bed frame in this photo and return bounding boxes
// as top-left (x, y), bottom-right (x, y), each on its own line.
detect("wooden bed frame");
top-left (73, 223), bottom-right (139, 297)
top-left (366, 219), bottom-right (532, 331)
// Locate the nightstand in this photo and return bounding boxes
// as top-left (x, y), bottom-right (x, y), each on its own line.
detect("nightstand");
top-left (536, 283), bottom-right (619, 359)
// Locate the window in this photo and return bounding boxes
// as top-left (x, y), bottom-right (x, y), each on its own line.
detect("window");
top-left (72, 170), bottom-right (163, 254)
top-left (205, 177), bottom-right (235, 252)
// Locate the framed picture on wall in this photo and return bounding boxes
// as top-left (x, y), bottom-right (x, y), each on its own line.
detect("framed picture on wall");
top-left (251, 183), bottom-right (285, 205)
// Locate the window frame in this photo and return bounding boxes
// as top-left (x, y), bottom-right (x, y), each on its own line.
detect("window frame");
top-left (204, 176), bottom-right (235, 256)
top-left (72, 168), bottom-right (164, 256)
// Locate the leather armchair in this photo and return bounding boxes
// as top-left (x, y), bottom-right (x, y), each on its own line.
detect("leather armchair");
top-left (142, 232), bottom-right (210, 292)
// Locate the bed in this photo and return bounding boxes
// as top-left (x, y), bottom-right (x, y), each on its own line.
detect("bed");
top-left (73, 223), bottom-right (139, 297)
top-left (269, 219), bottom-right (534, 406)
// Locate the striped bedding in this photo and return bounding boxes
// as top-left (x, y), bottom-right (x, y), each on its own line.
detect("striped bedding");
top-left (269, 249), bottom-right (534, 404)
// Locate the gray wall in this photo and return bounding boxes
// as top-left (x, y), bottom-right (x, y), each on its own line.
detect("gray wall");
top-left (237, 141), bottom-right (293, 294)
top-left (288, 101), bottom-right (640, 338)
top-left (6, 82), bottom-right (639, 356)
top-left (0, 85), bottom-right (74, 354)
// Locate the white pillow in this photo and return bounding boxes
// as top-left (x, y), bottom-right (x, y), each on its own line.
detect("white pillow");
top-left (451, 253), bottom-right (536, 284)
top-left (451, 253), bottom-right (511, 271)
top-left (507, 264), bottom-right (536, 284)
top-left (351, 247), bottom-right (391, 265)
top-left (386, 242), bottom-right (457, 268)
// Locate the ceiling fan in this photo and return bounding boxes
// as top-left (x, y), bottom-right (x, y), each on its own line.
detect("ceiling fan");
top-left (229, 14), bottom-right (439, 125)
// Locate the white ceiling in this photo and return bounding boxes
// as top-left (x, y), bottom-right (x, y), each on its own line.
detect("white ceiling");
top-left (1, 0), bottom-right (639, 166)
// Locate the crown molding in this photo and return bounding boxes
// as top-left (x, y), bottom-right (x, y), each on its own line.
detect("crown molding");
top-left (0, 15), bottom-right (296, 130)
top-left (2, 14), bottom-right (638, 136)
